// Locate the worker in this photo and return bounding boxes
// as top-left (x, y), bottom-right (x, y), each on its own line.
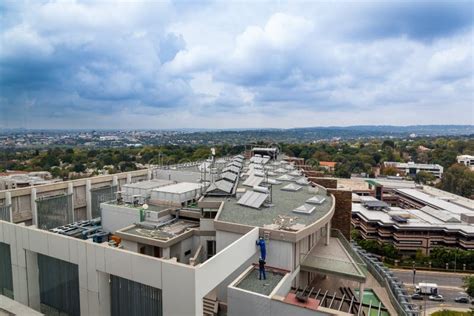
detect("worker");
top-left (258, 257), bottom-right (266, 280)
top-left (256, 237), bottom-right (266, 260)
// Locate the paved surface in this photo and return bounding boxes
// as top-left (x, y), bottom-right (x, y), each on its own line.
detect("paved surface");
top-left (236, 268), bottom-right (284, 296)
top-left (391, 269), bottom-right (473, 312)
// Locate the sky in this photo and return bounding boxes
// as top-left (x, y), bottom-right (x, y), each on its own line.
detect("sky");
top-left (0, 0), bottom-right (473, 129)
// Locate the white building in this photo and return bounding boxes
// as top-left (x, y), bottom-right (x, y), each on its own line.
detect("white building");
top-left (384, 161), bottom-right (444, 178)
top-left (0, 155), bottom-right (402, 316)
top-left (457, 155), bottom-right (474, 169)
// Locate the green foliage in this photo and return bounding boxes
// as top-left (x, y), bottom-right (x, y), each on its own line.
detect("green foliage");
top-left (439, 164), bottom-right (474, 198)
top-left (463, 275), bottom-right (474, 298)
top-left (356, 239), bottom-right (399, 259)
top-left (414, 170), bottom-right (436, 184)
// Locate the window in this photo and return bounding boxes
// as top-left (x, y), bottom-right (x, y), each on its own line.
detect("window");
top-left (207, 240), bottom-right (216, 259)
top-left (184, 250), bottom-right (191, 256)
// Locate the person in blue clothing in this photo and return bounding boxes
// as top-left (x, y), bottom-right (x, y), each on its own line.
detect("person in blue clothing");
top-left (258, 257), bottom-right (266, 280)
top-left (256, 237), bottom-right (266, 260)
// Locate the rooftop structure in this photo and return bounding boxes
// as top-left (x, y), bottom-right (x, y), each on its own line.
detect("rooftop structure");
top-left (352, 181), bottom-right (474, 254)
top-left (0, 154), bottom-right (403, 316)
top-left (212, 181), bottom-right (333, 230)
top-left (383, 161), bottom-right (444, 178)
top-left (457, 154), bottom-right (474, 168)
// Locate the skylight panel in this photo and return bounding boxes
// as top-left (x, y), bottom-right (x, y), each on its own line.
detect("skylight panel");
top-left (292, 204), bottom-right (316, 215)
top-left (281, 183), bottom-right (302, 191)
top-left (306, 196), bottom-right (326, 205)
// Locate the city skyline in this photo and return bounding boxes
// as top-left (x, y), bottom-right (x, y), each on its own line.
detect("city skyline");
top-left (1, 1), bottom-right (473, 129)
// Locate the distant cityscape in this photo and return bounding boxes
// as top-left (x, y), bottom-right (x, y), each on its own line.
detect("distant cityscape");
top-left (1, 125), bottom-right (472, 148)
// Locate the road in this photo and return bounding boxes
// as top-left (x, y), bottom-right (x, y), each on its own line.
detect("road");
top-left (391, 269), bottom-right (473, 312)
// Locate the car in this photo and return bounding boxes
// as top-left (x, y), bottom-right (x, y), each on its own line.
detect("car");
top-left (429, 294), bottom-right (444, 301)
top-left (411, 293), bottom-right (424, 300)
top-left (454, 296), bottom-right (470, 303)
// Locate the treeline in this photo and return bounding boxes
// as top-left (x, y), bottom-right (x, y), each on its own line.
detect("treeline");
top-left (1, 137), bottom-right (472, 197)
top-left (281, 137), bottom-right (474, 197)
top-left (0, 145), bottom-right (245, 178)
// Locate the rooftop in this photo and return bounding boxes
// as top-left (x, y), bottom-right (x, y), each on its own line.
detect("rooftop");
top-left (153, 182), bottom-right (203, 194)
top-left (235, 266), bottom-right (286, 296)
top-left (117, 217), bottom-right (199, 243)
top-left (384, 161), bottom-right (443, 169)
top-left (211, 181), bottom-right (333, 229)
top-left (352, 202), bottom-right (474, 234)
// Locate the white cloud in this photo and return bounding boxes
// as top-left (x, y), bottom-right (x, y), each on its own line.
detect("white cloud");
top-left (0, 1), bottom-right (472, 129)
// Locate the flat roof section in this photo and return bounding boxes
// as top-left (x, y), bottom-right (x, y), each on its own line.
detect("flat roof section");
top-left (395, 188), bottom-right (473, 215)
top-left (119, 218), bottom-right (199, 242)
top-left (235, 266), bottom-right (286, 296)
top-left (213, 182), bottom-right (333, 229)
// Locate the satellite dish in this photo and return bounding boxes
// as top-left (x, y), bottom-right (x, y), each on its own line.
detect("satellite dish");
top-left (142, 204), bottom-right (149, 210)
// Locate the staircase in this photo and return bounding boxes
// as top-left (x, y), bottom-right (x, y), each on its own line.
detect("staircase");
top-left (203, 297), bottom-right (218, 316)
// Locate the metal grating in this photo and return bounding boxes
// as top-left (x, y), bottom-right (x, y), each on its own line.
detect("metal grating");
top-left (91, 185), bottom-right (117, 218)
top-left (0, 242), bottom-right (13, 299)
top-left (237, 191), bottom-right (268, 209)
top-left (38, 254), bottom-right (80, 316)
top-left (37, 194), bottom-right (73, 230)
top-left (0, 205), bottom-right (11, 222)
top-left (111, 275), bottom-right (162, 316)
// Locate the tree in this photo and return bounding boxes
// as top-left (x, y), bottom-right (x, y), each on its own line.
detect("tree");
top-left (334, 164), bottom-right (351, 178)
top-left (382, 140), bottom-right (395, 149)
top-left (414, 171), bottom-right (435, 184)
top-left (72, 164), bottom-right (85, 173)
top-left (382, 166), bottom-right (398, 176)
top-left (463, 275), bottom-right (474, 297)
top-left (439, 164), bottom-right (474, 198)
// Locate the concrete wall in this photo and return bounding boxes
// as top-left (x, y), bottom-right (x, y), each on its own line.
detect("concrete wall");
top-left (0, 220), bottom-right (198, 316)
top-left (228, 276), bottom-right (331, 316)
top-left (101, 203), bottom-right (140, 233)
top-left (0, 169), bottom-right (150, 224)
top-left (195, 228), bottom-right (259, 312)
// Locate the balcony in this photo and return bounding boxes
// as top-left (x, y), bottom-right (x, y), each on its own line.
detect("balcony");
top-left (300, 229), bottom-right (368, 283)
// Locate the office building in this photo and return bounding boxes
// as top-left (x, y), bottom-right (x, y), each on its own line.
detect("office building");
top-left (383, 162), bottom-right (444, 178)
top-left (351, 179), bottom-right (474, 255)
top-left (0, 150), bottom-right (405, 316)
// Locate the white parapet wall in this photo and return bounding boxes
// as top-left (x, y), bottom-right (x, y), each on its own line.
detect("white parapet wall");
top-left (0, 220), bottom-right (198, 316)
top-left (194, 227), bottom-right (259, 313)
top-left (101, 203), bottom-right (140, 233)
top-left (0, 220), bottom-right (262, 316)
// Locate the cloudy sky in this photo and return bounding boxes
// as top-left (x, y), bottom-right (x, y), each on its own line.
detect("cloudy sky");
top-left (0, 1), bottom-right (473, 129)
